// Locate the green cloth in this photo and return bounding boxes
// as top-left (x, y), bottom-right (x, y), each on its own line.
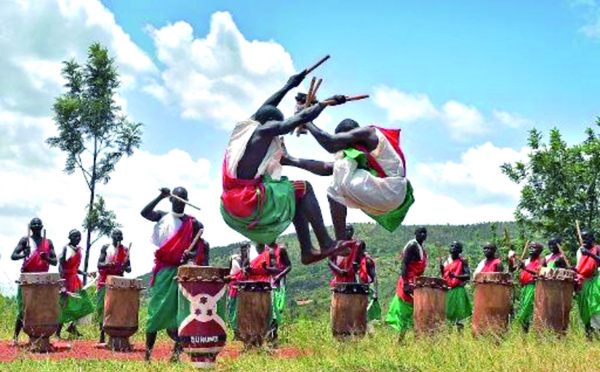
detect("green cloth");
top-left (385, 294), bottom-right (413, 332)
top-left (517, 283), bottom-right (536, 328)
top-left (342, 148), bottom-right (414, 233)
top-left (95, 286), bottom-right (106, 327)
top-left (576, 275), bottom-right (600, 327)
top-left (221, 175), bottom-right (296, 245)
top-left (16, 287), bottom-right (23, 320)
top-left (446, 286), bottom-right (472, 323)
top-left (272, 283), bottom-right (286, 326)
top-left (228, 295), bottom-right (238, 331)
top-left (367, 299), bottom-right (382, 323)
top-left (59, 289), bottom-right (94, 324)
top-left (147, 267), bottom-right (179, 332)
top-left (547, 259), bottom-right (557, 269)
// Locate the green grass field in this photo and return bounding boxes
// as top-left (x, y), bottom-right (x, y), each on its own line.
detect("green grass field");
top-left (2, 293), bottom-right (600, 371)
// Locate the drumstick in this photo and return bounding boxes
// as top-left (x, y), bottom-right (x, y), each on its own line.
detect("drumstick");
top-left (520, 240), bottom-right (530, 261)
top-left (182, 229), bottom-right (204, 263)
top-left (304, 55), bottom-right (330, 75)
top-left (159, 189), bottom-right (201, 211)
top-left (320, 94), bottom-right (370, 106)
top-left (576, 220), bottom-right (584, 247)
top-left (306, 77), bottom-right (317, 107)
top-left (557, 243), bottom-right (571, 268)
top-left (82, 275), bottom-right (98, 291)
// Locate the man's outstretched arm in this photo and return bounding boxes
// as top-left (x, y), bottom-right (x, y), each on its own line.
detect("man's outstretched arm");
top-left (252, 72), bottom-right (306, 117)
top-left (305, 123), bottom-right (377, 154)
top-left (281, 155), bottom-right (333, 176)
top-left (256, 104), bottom-right (326, 137)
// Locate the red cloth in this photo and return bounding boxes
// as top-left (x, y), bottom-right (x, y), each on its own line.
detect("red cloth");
top-left (62, 247), bottom-right (82, 292)
top-left (519, 257), bottom-right (542, 285)
top-left (444, 258), bottom-right (465, 288)
top-left (22, 238), bottom-right (50, 273)
top-left (329, 241), bottom-right (374, 286)
top-left (395, 249), bottom-right (427, 303)
top-left (97, 244), bottom-right (129, 289)
top-left (194, 239), bottom-right (207, 266)
top-left (221, 160), bottom-right (265, 224)
top-left (150, 216), bottom-right (193, 286)
top-left (246, 249), bottom-right (271, 282)
top-left (577, 246), bottom-right (600, 280)
top-left (480, 258), bottom-right (502, 273)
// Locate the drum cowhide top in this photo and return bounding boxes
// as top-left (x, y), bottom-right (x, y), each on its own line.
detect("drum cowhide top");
top-left (106, 276), bottom-right (143, 290)
top-left (177, 266), bottom-right (230, 283)
top-left (473, 272), bottom-right (513, 286)
top-left (414, 276), bottom-right (446, 290)
top-left (538, 267), bottom-right (576, 282)
top-left (333, 282), bottom-right (369, 295)
top-left (19, 273), bottom-right (61, 286)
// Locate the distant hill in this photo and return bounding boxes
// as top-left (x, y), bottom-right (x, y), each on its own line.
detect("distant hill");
top-left (139, 221), bottom-right (522, 317)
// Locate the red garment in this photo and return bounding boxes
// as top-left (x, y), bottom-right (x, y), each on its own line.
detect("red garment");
top-left (519, 256), bottom-right (542, 285)
top-left (98, 244), bottom-right (129, 289)
top-left (480, 258), bottom-right (502, 273)
top-left (150, 216), bottom-right (193, 286)
top-left (547, 253), bottom-right (562, 266)
top-left (194, 239), bottom-right (207, 266)
top-left (577, 246), bottom-right (600, 280)
top-left (444, 257), bottom-right (466, 288)
top-left (395, 249), bottom-right (427, 303)
top-left (246, 249), bottom-right (271, 282)
top-left (221, 161), bottom-right (266, 227)
top-left (62, 247), bottom-right (82, 292)
top-left (22, 238), bottom-right (50, 273)
top-left (329, 241), bottom-right (374, 286)
top-left (354, 126), bottom-right (407, 178)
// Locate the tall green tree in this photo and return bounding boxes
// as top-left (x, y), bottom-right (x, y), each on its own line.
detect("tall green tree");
top-left (501, 119), bottom-right (600, 253)
top-left (47, 43), bottom-right (143, 282)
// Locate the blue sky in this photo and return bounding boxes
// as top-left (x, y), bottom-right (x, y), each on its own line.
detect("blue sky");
top-left (0, 0), bottom-right (599, 289)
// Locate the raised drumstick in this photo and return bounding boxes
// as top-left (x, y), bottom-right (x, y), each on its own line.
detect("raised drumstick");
top-left (311, 78), bottom-right (323, 104)
top-left (576, 220), bottom-right (584, 247)
top-left (304, 55), bottom-right (330, 75)
top-left (520, 240), bottom-right (530, 261)
top-left (557, 243), bottom-right (571, 268)
top-left (159, 189), bottom-right (201, 211)
top-left (321, 94), bottom-right (370, 106)
top-left (306, 77), bottom-right (317, 107)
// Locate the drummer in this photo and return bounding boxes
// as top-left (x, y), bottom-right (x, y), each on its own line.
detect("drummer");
top-left (57, 229), bottom-right (94, 339)
top-left (546, 237), bottom-right (568, 269)
top-left (439, 241), bottom-right (472, 329)
top-left (385, 227), bottom-right (427, 339)
top-left (10, 217), bottom-right (57, 345)
top-left (141, 187), bottom-right (204, 362)
top-left (473, 242), bottom-right (505, 274)
top-left (574, 229), bottom-right (600, 339)
top-left (329, 225), bottom-right (380, 322)
top-left (227, 243), bottom-right (249, 339)
top-left (266, 242), bottom-right (292, 345)
top-left (510, 241), bottom-right (546, 332)
top-left (96, 229), bottom-right (131, 344)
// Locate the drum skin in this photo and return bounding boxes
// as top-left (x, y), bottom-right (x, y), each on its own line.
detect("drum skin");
top-left (237, 281), bottom-right (272, 346)
top-left (20, 273), bottom-right (61, 352)
top-left (533, 268), bottom-right (574, 334)
top-left (331, 283), bottom-right (368, 339)
top-left (177, 266), bottom-right (229, 368)
top-left (103, 276), bottom-right (142, 350)
top-left (413, 277), bottom-right (446, 336)
top-left (472, 272), bottom-right (513, 337)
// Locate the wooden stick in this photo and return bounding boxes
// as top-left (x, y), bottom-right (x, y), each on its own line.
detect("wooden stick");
top-left (304, 55), bottom-right (330, 75)
top-left (576, 220), bottom-right (584, 247)
top-left (321, 94), bottom-right (370, 106)
top-left (557, 243), bottom-right (571, 268)
top-left (160, 190), bottom-right (201, 211)
top-left (520, 240), bottom-right (530, 261)
top-left (306, 77), bottom-right (317, 107)
top-left (182, 229), bottom-right (204, 261)
top-left (311, 78), bottom-right (323, 103)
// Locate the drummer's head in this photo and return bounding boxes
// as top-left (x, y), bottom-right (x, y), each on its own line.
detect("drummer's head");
top-left (548, 237), bottom-right (562, 253)
top-left (255, 105), bottom-right (284, 124)
top-left (171, 186), bottom-right (188, 213)
top-left (529, 241), bottom-right (543, 257)
top-left (335, 119), bottom-right (360, 134)
top-left (68, 229), bottom-right (81, 245)
top-left (450, 241), bottom-right (463, 258)
top-left (29, 217), bottom-right (43, 234)
top-left (111, 229), bottom-right (123, 244)
top-left (345, 224), bottom-right (355, 240)
top-left (415, 227), bottom-right (427, 244)
top-left (482, 242), bottom-right (497, 259)
top-left (582, 229), bottom-right (595, 248)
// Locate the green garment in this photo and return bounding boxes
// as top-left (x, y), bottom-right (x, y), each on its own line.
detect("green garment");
top-left (16, 287), bottom-right (23, 320)
top-left (272, 283), bottom-right (286, 326)
top-left (547, 259), bottom-right (557, 269)
top-left (446, 286), bottom-right (472, 323)
top-left (385, 294), bottom-right (413, 332)
top-left (95, 286), bottom-right (106, 327)
top-left (576, 275), bottom-right (600, 327)
top-left (147, 267), bottom-right (179, 333)
top-left (367, 297), bottom-right (382, 323)
top-left (59, 290), bottom-right (94, 324)
top-left (517, 283), bottom-right (536, 328)
top-left (343, 148), bottom-right (415, 233)
top-left (228, 295), bottom-right (238, 331)
top-left (221, 176), bottom-right (296, 245)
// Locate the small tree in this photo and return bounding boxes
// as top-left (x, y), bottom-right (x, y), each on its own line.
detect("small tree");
top-left (501, 119), bottom-right (600, 253)
top-left (47, 43), bottom-right (142, 282)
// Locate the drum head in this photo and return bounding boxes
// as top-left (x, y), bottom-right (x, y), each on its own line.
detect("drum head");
top-left (237, 281), bottom-right (272, 292)
top-left (333, 283), bottom-right (369, 295)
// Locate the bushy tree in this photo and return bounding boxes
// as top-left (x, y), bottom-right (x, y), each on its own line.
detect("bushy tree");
top-left (501, 119), bottom-right (600, 253)
top-left (47, 43), bottom-right (142, 282)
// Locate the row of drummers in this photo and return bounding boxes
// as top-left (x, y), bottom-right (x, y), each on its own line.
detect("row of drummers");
top-left (387, 228), bottom-right (600, 339)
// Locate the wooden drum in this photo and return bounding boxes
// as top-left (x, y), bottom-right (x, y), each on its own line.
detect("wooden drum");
top-left (103, 276), bottom-right (143, 351)
top-left (331, 283), bottom-right (369, 340)
top-left (177, 266), bottom-right (229, 368)
top-left (20, 273), bottom-right (62, 352)
top-left (472, 272), bottom-right (513, 337)
top-left (533, 268), bottom-right (575, 335)
top-left (237, 281), bottom-right (272, 347)
top-left (413, 277), bottom-right (446, 336)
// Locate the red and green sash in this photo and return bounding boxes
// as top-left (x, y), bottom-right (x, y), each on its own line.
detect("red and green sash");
top-left (395, 250), bottom-right (427, 303)
top-left (519, 257), bottom-right (542, 286)
top-left (150, 216), bottom-right (193, 286)
top-left (577, 246), bottom-right (599, 280)
top-left (97, 244), bottom-right (128, 289)
top-left (22, 238), bottom-right (50, 273)
top-left (330, 241), bottom-right (374, 286)
top-left (444, 258), bottom-right (465, 288)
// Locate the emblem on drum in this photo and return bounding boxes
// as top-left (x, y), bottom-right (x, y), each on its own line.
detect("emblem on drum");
top-left (179, 286), bottom-right (227, 332)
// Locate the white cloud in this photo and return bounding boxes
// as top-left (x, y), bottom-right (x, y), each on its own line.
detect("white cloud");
top-left (580, 15), bottom-right (600, 38)
top-left (144, 11), bottom-right (296, 129)
top-left (492, 110), bottom-right (532, 128)
top-left (373, 86), bottom-right (438, 122)
top-left (570, 0), bottom-right (600, 39)
top-left (441, 101), bottom-right (486, 140)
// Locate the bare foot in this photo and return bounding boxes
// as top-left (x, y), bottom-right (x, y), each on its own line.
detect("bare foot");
top-left (301, 241), bottom-right (352, 265)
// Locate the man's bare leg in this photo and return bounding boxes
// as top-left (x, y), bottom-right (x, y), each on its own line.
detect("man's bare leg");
top-left (328, 196), bottom-right (347, 241)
